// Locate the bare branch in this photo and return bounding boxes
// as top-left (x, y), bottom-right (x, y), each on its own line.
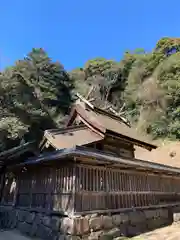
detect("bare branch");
top-left (76, 92), bottom-right (94, 109)
top-left (86, 85), bottom-right (95, 99)
top-left (119, 103), bottom-right (125, 114)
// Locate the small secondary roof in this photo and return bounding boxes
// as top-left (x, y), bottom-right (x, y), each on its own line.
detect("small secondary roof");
top-left (67, 103), bottom-right (157, 151)
top-left (43, 125), bottom-right (103, 149)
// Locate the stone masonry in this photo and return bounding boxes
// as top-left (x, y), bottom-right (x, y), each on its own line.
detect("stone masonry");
top-left (0, 206), bottom-right (173, 240)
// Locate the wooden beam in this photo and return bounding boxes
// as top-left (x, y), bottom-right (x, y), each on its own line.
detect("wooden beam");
top-left (74, 202), bottom-right (180, 215)
top-left (76, 92), bottom-right (94, 109)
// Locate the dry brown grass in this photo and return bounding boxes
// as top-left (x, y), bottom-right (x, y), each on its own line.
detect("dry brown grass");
top-left (135, 140), bottom-right (180, 168)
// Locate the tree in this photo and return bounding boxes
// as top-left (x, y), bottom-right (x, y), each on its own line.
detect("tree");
top-left (2, 37), bottom-right (180, 151)
top-left (0, 48), bottom-right (74, 150)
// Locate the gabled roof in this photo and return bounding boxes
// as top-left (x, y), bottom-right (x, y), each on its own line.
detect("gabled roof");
top-left (42, 125), bottom-right (103, 150)
top-left (66, 102), bottom-right (157, 151)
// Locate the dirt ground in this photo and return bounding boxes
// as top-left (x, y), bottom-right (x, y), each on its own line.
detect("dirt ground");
top-left (0, 230), bottom-right (39, 240)
top-left (131, 222), bottom-right (180, 240)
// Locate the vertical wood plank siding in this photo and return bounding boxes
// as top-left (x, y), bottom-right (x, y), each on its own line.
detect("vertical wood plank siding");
top-left (2, 163), bottom-right (180, 213)
top-left (1, 165), bottom-right (75, 213)
top-left (74, 164), bottom-right (180, 212)
top-left (103, 137), bottom-right (135, 159)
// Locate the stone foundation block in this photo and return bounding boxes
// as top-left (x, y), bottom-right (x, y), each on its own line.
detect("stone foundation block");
top-left (113, 238), bottom-right (128, 240)
top-left (65, 236), bottom-right (81, 240)
top-left (26, 212), bottom-right (36, 224)
top-left (43, 216), bottom-right (51, 227)
top-left (146, 218), bottom-right (166, 230)
top-left (119, 223), bottom-right (128, 236)
top-left (35, 223), bottom-right (44, 238)
top-left (56, 234), bottom-right (66, 240)
top-left (88, 230), bottom-right (104, 240)
top-left (112, 215), bottom-right (121, 226)
top-left (30, 221), bottom-right (39, 237)
top-left (5, 210), bottom-right (17, 229)
top-left (102, 216), bottom-right (113, 229)
top-left (88, 228), bottom-right (122, 240)
top-left (36, 224), bottom-right (54, 240)
top-left (144, 209), bottom-right (156, 219)
top-left (173, 206), bottom-right (180, 213)
top-left (74, 217), bottom-right (89, 235)
top-left (61, 217), bottom-right (74, 234)
top-left (34, 213), bottom-right (42, 225)
top-left (0, 205), bottom-right (173, 239)
top-left (89, 216), bottom-right (103, 231)
top-left (127, 225), bottom-right (142, 237)
top-left (160, 209), bottom-right (169, 218)
top-left (99, 234), bottom-right (113, 240)
top-left (17, 210), bottom-right (27, 222)
top-left (173, 213), bottom-right (180, 222)
top-left (112, 213), bottom-right (128, 226)
top-left (154, 209), bottom-right (168, 219)
top-left (106, 228), bottom-right (121, 238)
top-left (128, 211), bottom-right (145, 225)
top-left (18, 222), bottom-right (32, 235)
top-left (51, 216), bottom-right (62, 232)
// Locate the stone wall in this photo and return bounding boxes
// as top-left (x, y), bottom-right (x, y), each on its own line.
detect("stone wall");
top-left (0, 206), bottom-right (173, 240)
top-left (172, 206), bottom-right (180, 222)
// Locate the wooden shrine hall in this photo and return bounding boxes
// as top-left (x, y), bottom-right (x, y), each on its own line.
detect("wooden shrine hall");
top-left (1, 98), bottom-right (180, 216)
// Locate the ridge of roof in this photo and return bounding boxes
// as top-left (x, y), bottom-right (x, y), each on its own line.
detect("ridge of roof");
top-left (92, 105), bottom-right (130, 126)
top-left (67, 103), bottom-right (157, 150)
top-left (75, 93), bottom-right (129, 125)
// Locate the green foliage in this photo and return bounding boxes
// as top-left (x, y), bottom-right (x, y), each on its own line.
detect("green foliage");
top-left (2, 37), bottom-right (180, 152)
top-left (123, 38), bottom-right (180, 139)
top-left (0, 48), bottom-right (74, 150)
top-left (155, 37), bottom-right (180, 52)
top-left (70, 38), bottom-right (180, 141)
top-left (84, 58), bottom-right (116, 78)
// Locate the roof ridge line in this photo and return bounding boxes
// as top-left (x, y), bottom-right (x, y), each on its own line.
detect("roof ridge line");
top-left (93, 106), bottom-right (130, 126)
top-left (45, 124), bottom-right (88, 134)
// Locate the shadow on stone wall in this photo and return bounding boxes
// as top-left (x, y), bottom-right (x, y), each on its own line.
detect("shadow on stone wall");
top-left (0, 206), bottom-right (175, 240)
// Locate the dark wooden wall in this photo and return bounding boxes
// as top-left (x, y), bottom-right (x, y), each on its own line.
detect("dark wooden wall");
top-left (103, 136), bottom-right (135, 159)
top-left (2, 162), bottom-right (180, 214)
top-left (74, 164), bottom-right (180, 213)
top-left (1, 164), bottom-right (75, 214)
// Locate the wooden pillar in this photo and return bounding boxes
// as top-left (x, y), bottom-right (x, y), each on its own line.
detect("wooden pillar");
top-left (71, 162), bottom-right (76, 216)
top-left (0, 166), bottom-right (6, 203)
top-left (105, 166), bottom-right (109, 210)
top-left (12, 174), bottom-right (19, 207)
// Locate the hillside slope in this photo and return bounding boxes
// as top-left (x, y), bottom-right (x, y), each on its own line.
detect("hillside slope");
top-left (135, 141), bottom-right (180, 168)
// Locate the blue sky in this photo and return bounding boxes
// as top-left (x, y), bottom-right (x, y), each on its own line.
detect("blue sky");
top-left (1, 0), bottom-right (180, 71)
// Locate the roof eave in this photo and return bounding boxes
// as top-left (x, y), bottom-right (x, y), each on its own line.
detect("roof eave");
top-left (0, 141), bottom-right (35, 161)
top-left (8, 146), bottom-right (180, 175)
top-left (106, 130), bottom-right (157, 151)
